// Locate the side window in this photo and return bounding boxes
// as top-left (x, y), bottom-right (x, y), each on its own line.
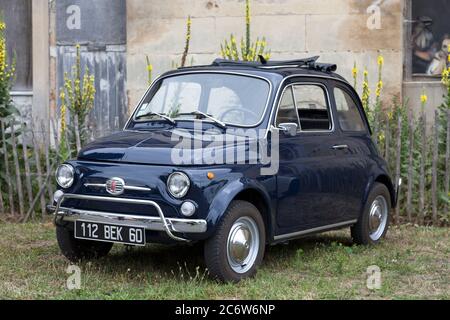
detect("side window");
top-left (275, 86), bottom-right (298, 127)
top-left (293, 85), bottom-right (331, 131)
top-left (334, 87), bottom-right (366, 132)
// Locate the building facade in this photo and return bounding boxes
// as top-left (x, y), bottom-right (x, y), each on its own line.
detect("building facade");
top-left (1, 0), bottom-right (448, 135)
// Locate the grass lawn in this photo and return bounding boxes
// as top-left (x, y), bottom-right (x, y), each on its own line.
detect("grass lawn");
top-left (0, 221), bottom-right (448, 300)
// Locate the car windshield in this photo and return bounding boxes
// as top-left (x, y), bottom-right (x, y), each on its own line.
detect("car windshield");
top-left (134, 73), bottom-right (270, 127)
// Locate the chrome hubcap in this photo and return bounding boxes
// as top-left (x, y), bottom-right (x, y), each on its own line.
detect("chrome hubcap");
top-left (227, 217), bottom-right (259, 274)
top-left (369, 195), bottom-right (388, 241)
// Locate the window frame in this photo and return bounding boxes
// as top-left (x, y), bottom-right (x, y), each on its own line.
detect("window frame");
top-left (274, 81), bottom-right (335, 134)
top-left (129, 71), bottom-right (273, 129)
top-left (1, 0), bottom-right (33, 92)
top-left (403, 0), bottom-right (449, 81)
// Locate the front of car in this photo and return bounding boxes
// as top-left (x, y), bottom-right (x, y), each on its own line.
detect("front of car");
top-left (49, 68), bottom-right (280, 251)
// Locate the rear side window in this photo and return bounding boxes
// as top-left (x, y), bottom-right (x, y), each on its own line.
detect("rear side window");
top-left (334, 87), bottom-right (366, 132)
top-left (292, 85), bottom-right (331, 131)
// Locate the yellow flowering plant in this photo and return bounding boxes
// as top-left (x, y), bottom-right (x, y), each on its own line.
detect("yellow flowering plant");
top-left (220, 0), bottom-right (271, 61)
top-left (436, 50), bottom-right (450, 205)
top-left (180, 15), bottom-right (192, 68)
top-left (361, 68), bottom-right (371, 114)
top-left (59, 44), bottom-right (96, 152)
top-left (352, 62), bottom-right (358, 89)
top-left (0, 18), bottom-right (17, 120)
top-left (420, 92), bottom-right (428, 105)
top-left (371, 54), bottom-right (384, 142)
top-left (58, 91), bottom-right (71, 161)
top-left (146, 55), bottom-right (153, 86)
top-left (0, 18), bottom-right (20, 169)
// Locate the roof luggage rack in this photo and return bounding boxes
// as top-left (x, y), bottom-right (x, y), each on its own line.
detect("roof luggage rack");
top-left (210, 55), bottom-right (337, 73)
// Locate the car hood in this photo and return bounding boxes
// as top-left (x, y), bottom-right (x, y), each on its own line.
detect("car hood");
top-left (78, 129), bottom-right (259, 166)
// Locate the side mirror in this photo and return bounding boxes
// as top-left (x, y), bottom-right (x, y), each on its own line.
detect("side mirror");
top-left (278, 123), bottom-right (298, 137)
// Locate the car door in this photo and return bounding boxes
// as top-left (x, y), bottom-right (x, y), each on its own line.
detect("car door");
top-left (328, 81), bottom-right (373, 221)
top-left (274, 79), bottom-right (354, 236)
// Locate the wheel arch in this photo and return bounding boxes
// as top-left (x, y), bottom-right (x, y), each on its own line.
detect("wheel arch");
top-left (233, 189), bottom-right (272, 242)
top-left (373, 174), bottom-right (396, 208)
top-left (206, 180), bottom-right (274, 241)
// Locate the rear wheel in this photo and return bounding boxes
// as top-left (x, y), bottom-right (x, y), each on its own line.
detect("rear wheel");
top-left (204, 200), bottom-right (266, 282)
top-left (56, 225), bottom-right (113, 262)
top-left (351, 183), bottom-right (391, 245)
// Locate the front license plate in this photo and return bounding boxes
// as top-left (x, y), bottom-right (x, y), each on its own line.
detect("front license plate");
top-left (74, 220), bottom-right (146, 246)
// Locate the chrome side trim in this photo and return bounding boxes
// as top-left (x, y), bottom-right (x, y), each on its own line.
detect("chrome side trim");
top-left (273, 219), bottom-right (358, 241)
top-left (84, 183), bottom-right (152, 192)
top-left (53, 194), bottom-right (202, 242)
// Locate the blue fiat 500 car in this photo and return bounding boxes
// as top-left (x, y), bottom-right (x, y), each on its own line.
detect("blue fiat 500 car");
top-left (49, 57), bottom-right (399, 282)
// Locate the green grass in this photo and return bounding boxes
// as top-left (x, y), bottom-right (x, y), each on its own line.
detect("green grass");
top-left (0, 221), bottom-right (448, 299)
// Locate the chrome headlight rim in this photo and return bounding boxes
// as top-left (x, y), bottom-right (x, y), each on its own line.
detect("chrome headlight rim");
top-left (167, 172), bottom-right (190, 199)
top-left (55, 164), bottom-right (75, 189)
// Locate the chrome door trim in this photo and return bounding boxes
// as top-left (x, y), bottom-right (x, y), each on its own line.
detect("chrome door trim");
top-left (266, 74), bottom-right (350, 139)
top-left (272, 81), bottom-right (335, 135)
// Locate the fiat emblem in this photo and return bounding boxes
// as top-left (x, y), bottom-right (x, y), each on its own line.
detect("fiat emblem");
top-left (106, 177), bottom-right (125, 196)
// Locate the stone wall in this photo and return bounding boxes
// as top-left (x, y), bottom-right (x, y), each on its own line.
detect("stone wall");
top-left (11, 94), bottom-right (33, 122)
top-left (127, 0), bottom-right (403, 111)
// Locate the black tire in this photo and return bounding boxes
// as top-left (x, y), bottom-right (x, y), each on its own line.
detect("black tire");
top-left (56, 225), bottom-right (113, 262)
top-left (204, 200), bottom-right (266, 283)
top-left (351, 182), bottom-right (391, 245)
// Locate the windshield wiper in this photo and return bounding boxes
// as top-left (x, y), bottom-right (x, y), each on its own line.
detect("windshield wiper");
top-left (177, 111), bottom-right (227, 129)
top-left (135, 112), bottom-right (176, 125)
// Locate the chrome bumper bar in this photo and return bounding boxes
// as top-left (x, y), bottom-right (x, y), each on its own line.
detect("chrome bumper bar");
top-left (49, 193), bottom-right (207, 242)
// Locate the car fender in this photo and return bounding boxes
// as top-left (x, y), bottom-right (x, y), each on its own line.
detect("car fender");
top-left (361, 168), bottom-right (396, 217)
top-left (204, 178), bottom-right (274, 238)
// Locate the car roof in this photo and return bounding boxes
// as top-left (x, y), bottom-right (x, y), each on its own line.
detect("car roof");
top-left (161, 57), bottom-right (350, 85)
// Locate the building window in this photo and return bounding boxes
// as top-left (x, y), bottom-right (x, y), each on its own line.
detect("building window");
top-left (409, 0), bottom-right (450, 77)
top-left (0, 0), bottom-right (32, 91)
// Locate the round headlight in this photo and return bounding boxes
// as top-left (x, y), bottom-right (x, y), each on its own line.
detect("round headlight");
top-left (56, 164), bottom-right (75, 189)
top-left (167, 172), bottom-right (190, 198)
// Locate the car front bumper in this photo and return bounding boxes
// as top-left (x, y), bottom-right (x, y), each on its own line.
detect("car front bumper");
top-left (48, 193), bottom-right (207, 242)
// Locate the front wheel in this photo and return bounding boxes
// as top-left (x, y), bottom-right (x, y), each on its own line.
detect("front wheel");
top-left (204, 200), bottom-right (266, 283)
top-left (351, 183), bottom-right (391, 245)
top-left (56, 225), bottom-right (113, 262)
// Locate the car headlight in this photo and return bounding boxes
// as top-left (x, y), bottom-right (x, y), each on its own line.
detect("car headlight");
top-left (56, 164), bottom-right (75, 189)
top-left (167, 172), bottom-right (190, 198)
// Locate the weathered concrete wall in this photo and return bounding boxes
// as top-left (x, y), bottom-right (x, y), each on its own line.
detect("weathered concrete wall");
top-left (127, 0), bottom-right (403, 111)
top-left (403, 81), bottom-right (446, 122)
top-left (11, 94), bottom-right (33, 122)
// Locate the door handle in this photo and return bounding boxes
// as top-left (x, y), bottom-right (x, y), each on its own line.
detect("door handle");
top-left (332, 144), bottom-right (349, 150)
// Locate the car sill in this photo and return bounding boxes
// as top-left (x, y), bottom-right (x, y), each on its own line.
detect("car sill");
top-left (274, 219), bottom-right (358, 241)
